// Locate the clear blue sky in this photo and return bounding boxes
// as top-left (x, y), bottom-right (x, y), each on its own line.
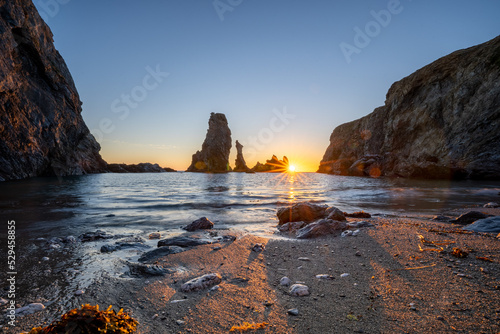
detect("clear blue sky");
top-left (34, 0), bottom-right (500, 171)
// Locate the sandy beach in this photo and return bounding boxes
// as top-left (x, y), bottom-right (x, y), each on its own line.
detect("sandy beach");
top-left (4, 207), bottom-right (500, 334)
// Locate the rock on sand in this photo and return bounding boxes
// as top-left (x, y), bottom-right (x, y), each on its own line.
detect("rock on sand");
top-left (181, 273), bottom-right (222, 292)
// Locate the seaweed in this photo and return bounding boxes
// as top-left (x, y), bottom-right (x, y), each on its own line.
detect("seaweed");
top-left (28, 304), bottom-right (138, 334)
top-left (229, 322), bottom-right (269, 332)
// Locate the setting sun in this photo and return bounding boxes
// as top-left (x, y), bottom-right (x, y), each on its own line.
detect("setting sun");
top-left (288, 165), bottom-right (296, 172)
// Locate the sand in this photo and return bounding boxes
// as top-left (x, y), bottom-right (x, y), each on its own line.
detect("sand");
top-left (3, 213), bottom-right (500, 334)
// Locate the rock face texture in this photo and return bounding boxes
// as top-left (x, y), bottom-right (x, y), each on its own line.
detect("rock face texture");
top-left (233, 140), bottom-right (249, 172)
top-left (0, 0), bottom-right (107, 181)
top-left (318, 36), bottom-right (500, 179)
top-left (187, 113), bottom-right (232, 173)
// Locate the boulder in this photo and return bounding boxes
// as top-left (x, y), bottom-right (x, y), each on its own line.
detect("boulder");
top-left (452, 211), bottom-right (488, 225)
top-left (0, 1), bottom-right (107, 181)
top-left (326, 207), bottom-right (347, 221)
top-left (296, 219), bottom-right (347, 239)
top-left (157, 236), bottom-right (212, 248)
top-left (180, 273), bottom-right (222, 292)
top-left (289, 284), bottom-right (310, 296)
top-left (463, 216), bottom-right (500, 233)
top-left (317, 35), bottom-right (500, 180)
top-left (183, 217), bottom-right (214, 232)
top-left (15, 303), bottom-right (45, 316)
top-left (277, 202), bottom-right (328, 225)
top-left (233, 140), bottom-right (250, 172)
top-left (484, 202), bottom-right (499, 208)
top-left (277, 221), bottom-right (307, 233)
top-left (187, 113), bottom-right (232, 173)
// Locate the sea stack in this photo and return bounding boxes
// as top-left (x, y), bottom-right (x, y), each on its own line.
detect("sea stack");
top-left (318, 35), bottom-right (500, 180)
top-left (233, 140), bottom-right (250, 172)
top-left (0, 0), bottom-right (107, 181)
top-left (187, 113), bottom-right (232, 173)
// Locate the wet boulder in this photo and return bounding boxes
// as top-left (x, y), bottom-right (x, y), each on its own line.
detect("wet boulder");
top-left (181, 273), bottom-right (222, 292)
top-left (451, 211), bottom-right (488, 225)
top-left (183, 217), bottom-right (214, 232)
top-left (277, 202), bottom-right (328, 225)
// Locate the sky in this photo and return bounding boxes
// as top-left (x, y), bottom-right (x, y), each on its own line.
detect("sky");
top-left (33, 0), bottom-right (500, 172)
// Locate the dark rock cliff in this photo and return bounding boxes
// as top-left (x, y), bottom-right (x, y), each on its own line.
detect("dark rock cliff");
top-left (0, 0), bottom-right (107, 181)
top-left (233, 140), bottom-right (249, 172)
top-left (108, 163), bottom-right (176, 173)
top-left (318, 35), bottom-right (500, 179)
top-left (186, 112), bottom-right (232, 173)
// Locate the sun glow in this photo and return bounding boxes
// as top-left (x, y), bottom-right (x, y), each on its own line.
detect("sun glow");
top-left (288, 165), bottom-right (296, 172)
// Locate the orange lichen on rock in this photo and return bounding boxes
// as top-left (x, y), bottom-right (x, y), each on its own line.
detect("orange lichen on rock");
top-left (28, 304), bottom-right (138, 334)
top-left (229, 322), bottom-right (269, 332)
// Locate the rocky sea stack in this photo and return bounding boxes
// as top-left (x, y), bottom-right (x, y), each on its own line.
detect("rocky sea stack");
top-left (318, 35), bottom-right (500, 180)
top-left (0, 0), bottom-right (107, 181)
top-left (233, 140), bottom-right (250, 172)
top-left (187, 113), bottom-right (232, 173)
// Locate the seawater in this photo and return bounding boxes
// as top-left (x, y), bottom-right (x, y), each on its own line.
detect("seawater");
top-left (1, 172), bottom-right (499, 239)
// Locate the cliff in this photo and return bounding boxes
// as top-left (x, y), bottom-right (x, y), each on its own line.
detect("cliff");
top-left (318, 35), bottom-right (500, 179)
top-left (0, 0), bottom-right (107, 181)
top-left (186, 113), bottom-right (232, 173)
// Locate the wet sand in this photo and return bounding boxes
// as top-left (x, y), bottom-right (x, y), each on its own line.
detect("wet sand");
top-left (4, 210), bottom-right (500, 334)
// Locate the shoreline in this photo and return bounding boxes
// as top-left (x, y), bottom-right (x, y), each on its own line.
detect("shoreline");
top-left (1, 208), bottom-right (499, 333)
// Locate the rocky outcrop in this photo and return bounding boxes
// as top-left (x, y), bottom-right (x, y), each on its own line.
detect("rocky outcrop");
top-left (187, 113), bottom-right (232, 173)
top-left (318, 35), bottom-right (500, 179)
top-left (233, 140), bottom-right (249, 172)
top-left (251, 155), bottom-right (289, 172)
top-left (0, 0), bottom-right (107, 181)
top-left (107, 163), bottom-right (175, 173)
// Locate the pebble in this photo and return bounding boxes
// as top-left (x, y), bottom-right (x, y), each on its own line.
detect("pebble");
top-left (340, 273), bottom-right (350, 278)
top-left (42, 257), bottom-right (49, 261)
top-left (148, 232), bottom-right (161, 239)
top-left (289, 284), bottom-right (310, 297)
top-left (315, 274), bottom-right (333, 280)
top-left (280, 276), bottom-right (291, 286)
top-left (176, 320), bottom-right (185, 325)
top-left (74, 290), bottom-right (84, 296)
top-left (209, 285), bottom-right (220, 292)
top-left (298, 257), bottom-right (311, 261)
top-left (212, 246), bottom-right (221, 251)
top-left (288, 308), bottom-right (299, 316)
top-left (252, 243), bottom-right (265, 252)
top-left (355, 251), bottom-right (362, 257)
top-left (152, 314), bottom-right (159, 319)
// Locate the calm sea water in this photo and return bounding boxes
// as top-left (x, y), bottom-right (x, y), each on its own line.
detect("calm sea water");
top-left (1, 172), bottom-right (500, 239)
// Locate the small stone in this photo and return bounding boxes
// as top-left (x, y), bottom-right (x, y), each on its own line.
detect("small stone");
top-left (212, 246), bottom-right (221, 251)
top-left (180, 273), bottom-right (222, 292)
top-left (355, 251), bottom-right (361, 257)
top-left (289, 284), bottom-right (310, 296)
top-left (340, 273), bottom-right (350, 278)
top-left (288, 308), bottom-right (299, 316)
top-left (183, 217), bottom-right (214, 231)
top-left (252, 243), bottom-right (265, 252)
top-left (210, 285), bottom-right (220, 292)
top-left (148, 232), bottom-right (161, 239)
top-left (298, 257), bottom-right (310, 261)
top-left (280, 276), bottom-right (291, 286)
top-left (75, 290), bottom-right (84, 296)
top-left (315, 274), bottom-right (333, 280)
top-left (176, 320), bottom-right (185, 325)
top-left (152, 314), bottom-right (159, 319)
top-left (42, 257), bottom-right (49, 261)
top-left (15, 303), bottom-right (45, 316)
top-left (484, 202), bottom-right (499, 208)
